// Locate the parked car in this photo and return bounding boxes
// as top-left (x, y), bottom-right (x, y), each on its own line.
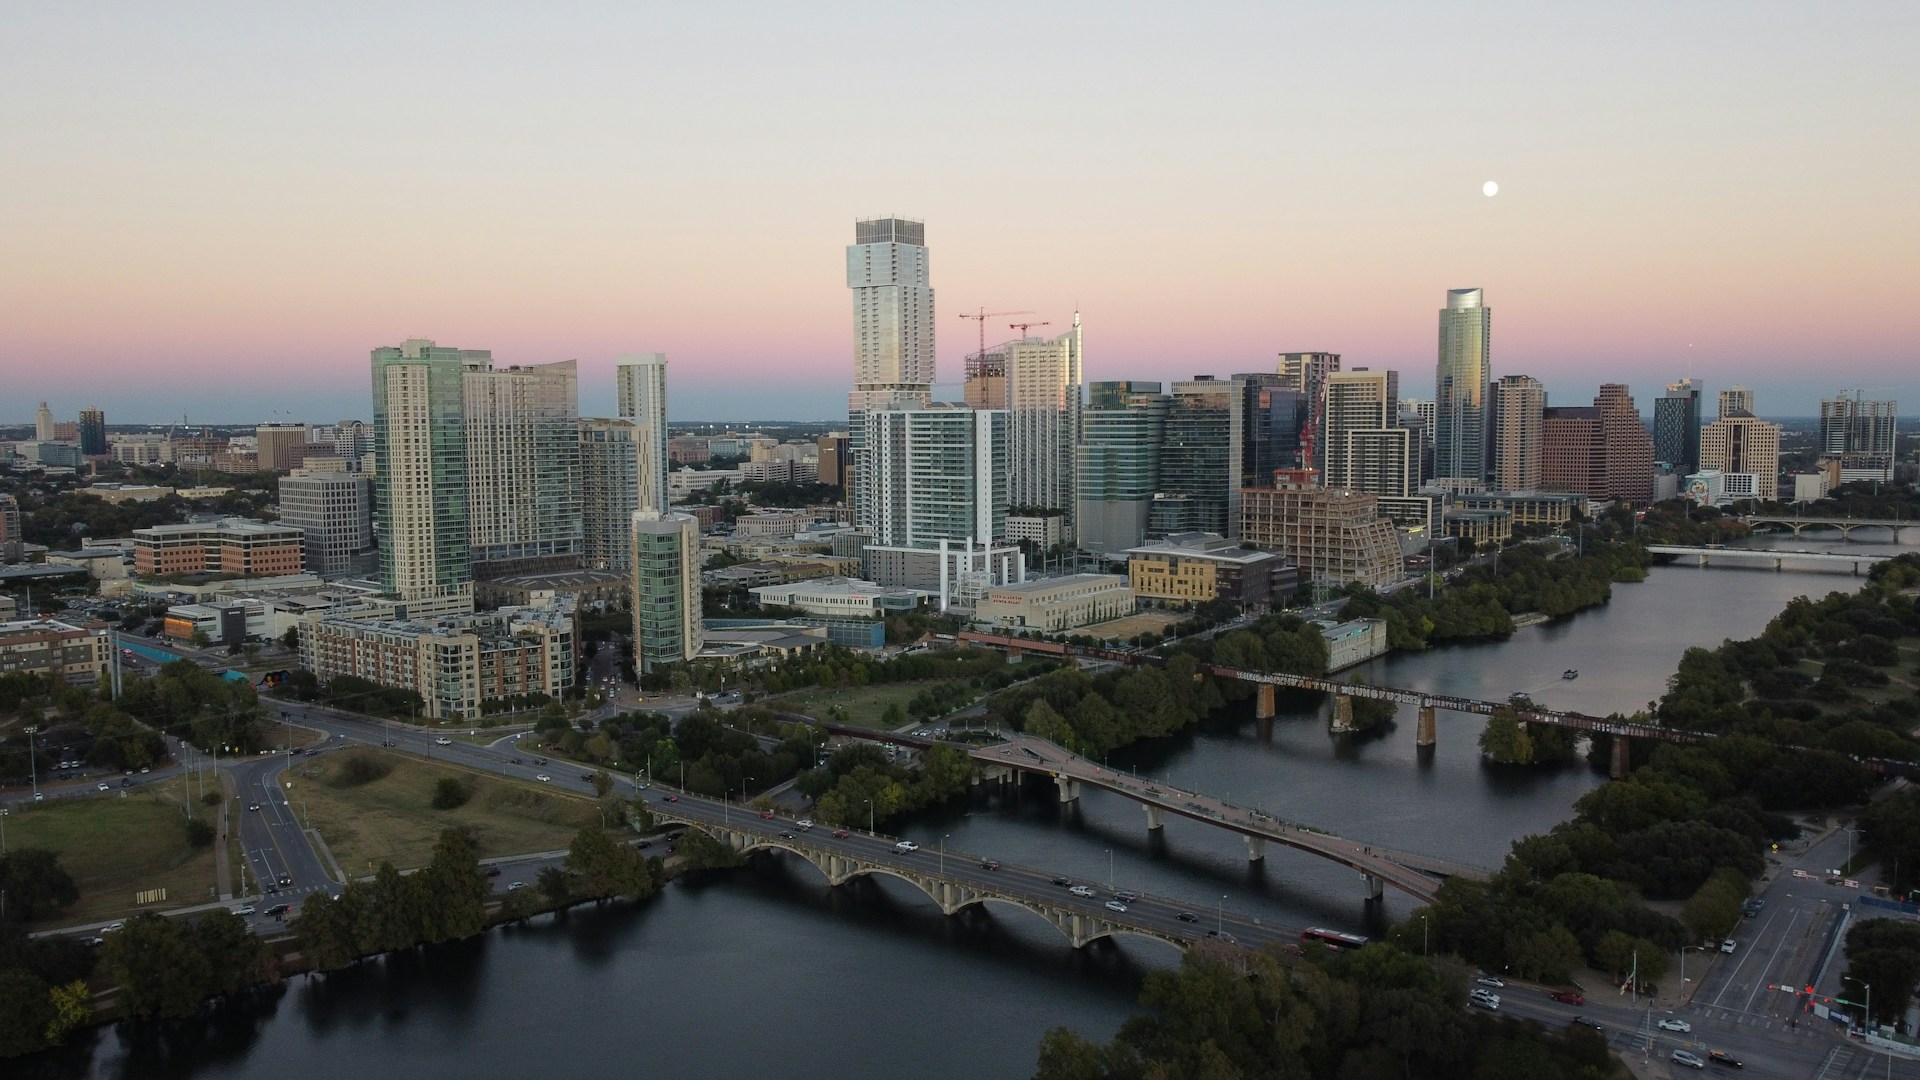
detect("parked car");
top-left (1719, 938), bottom-right (1737, 953)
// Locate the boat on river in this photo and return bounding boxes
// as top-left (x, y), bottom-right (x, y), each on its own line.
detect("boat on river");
top-left (1562, 669), bottom-right (1579, 679)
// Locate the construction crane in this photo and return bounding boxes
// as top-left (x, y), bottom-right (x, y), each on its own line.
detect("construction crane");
top-left (958, 308), bottom-right (1031, 380)
top-left (1008, 320), bottom-right (1050, 338)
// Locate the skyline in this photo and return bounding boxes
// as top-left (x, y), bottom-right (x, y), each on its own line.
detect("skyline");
top-left (3, 3), bottom-right (1916, 423)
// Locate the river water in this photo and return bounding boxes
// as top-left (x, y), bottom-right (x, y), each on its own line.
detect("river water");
top-left (30, 534), bottom-right (1913, 1080)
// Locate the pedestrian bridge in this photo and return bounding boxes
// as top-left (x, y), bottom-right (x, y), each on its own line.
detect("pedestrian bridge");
top-left (649, 797), bottom-right (1273, 951)
top-left (1646, 545), bottom-right (1892, 574)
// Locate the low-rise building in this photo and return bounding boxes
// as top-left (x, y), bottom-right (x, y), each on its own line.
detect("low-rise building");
top-left (1006, 514), bottom-right (1065, 548)
top-left (133, 519), bottom-right (305, 578)
top-left (301, 604), bottom-right (576, 720)
top-left (1318, 618), bottom-right (1389, 672)
top-left (1792, 471), bottom-right (1832, 504)
top-left (734, 509), bottom-right (811, 538)
top-left (84, 483), bottom-right (175, 504)
top-left (1450, 491), bottom-right (1582, 528)
top-left (1126, 532), bottom-right (1292, 610)
top-left (0, 617), bottom-right (112, 686)
top-left (1442, 508), bottom-right (1512, 546)
top-left (971, 574), bottom-right (1136, 633)
top-left (45, 549), bottom-right (131, 581)
top-left (474, 569), bottom-right (628, 612)
top-left (749, 577), bottom-right (923, 618)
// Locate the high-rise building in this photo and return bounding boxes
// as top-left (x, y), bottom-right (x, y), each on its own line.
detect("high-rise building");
top-left (615, 353), bottom-right (670, 516)
top-left (631, 510), bottom-right (704, 672)
top-left (1653, 379), bottom-right (1703, 474)
top-left (1239, 480), bottom-right (1402, 589)
top-left (1078, 381), bottom-right (1168, 554)
top-left (256, 423), bottom-right (309, 472)
top-left (816, 432), bottom-right (850, 489)
top-left (1718, 386), bottom-right (1755, 419)
top-left (279, 471), bottom-right (374, 578)
top-left (1538, 387), bottom-right (1654, 503)
top-left (464, 358), bottom-right (581, 572)
top-left (1596, 384), bottom-right (1654, 504)
top-left (1276, 352), bottom-right (1339, 472)
top-left (580, 418), bottom-right (641, 572)
top-left (1003, 315), bottom-right (1083, 538)
top-left (1323, 369), bottom-right (1400, 493)
top-left (77, 407), bottom-right (106, 456)
top-left (859, 406), bottom-right (1006, 548)
top-left (1435, 288), bottom-right (1491, 482)
top-left (0, 493), bottom-right (23, 563)
top-left (332, 420), bottom-right (374, 467)
top-left (34, 402), bottom-right (54, 443)
top-left (847, 217), bottom-right (934, 510)
top-left (1819, 394), bottom-right (1898, 482)
top-left (1541, 407), bottom-right (1603, 497)
top-left (372, 339), bottom-right (474, 610)
top-left (1701, 415), bottom-right (1782, 500)
top-left (1492, 375), bottom-right (1546, 491)
top-left (1151, 378), bottom-right (1237, 537)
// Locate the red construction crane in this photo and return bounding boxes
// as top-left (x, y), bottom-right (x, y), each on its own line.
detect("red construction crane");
top-left (1008, 320), bottom-right (1051, 338)
top-left (958, 308), bottom-right (1032, 379)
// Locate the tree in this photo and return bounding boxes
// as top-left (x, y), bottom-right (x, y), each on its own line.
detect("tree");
top-left (192, 909), bottom-right (276, 995)
top-left (291, 892), bottom-right (360, 971)
top-left (431, 776), bottom-right (472, 810)
top-left (0, 969), bottom-right (54, 1057)
top-left (45, 978), bottom-right (90, 1047)
top-left (413, 828), bottom-right (488, 941)
top-left (1478, 709), bottom-right (1534, 764)
top-left (281, 626), bottom-right (299, 650)
top-left (591, 770), bottom-right (614, 798)
top-left (97, 913), bottom-right (211, 1020)
top-left (538, 865), bottom-right (572, 906)
top-left (1844, 918), bottom-right (1920, 1025)
top-left (0, 849), bottom-right (80, 921)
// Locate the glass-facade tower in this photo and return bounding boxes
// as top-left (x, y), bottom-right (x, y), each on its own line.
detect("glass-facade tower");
top-left (1435, 287), bottom-right (1491, 482)
top-left (372, 339), bottom-right (474, 604)
top-left (1078, 381), bottom-right (1168, 554)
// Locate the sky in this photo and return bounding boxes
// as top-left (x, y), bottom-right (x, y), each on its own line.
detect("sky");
top-left (2, 2), bottom-right (1916, 425)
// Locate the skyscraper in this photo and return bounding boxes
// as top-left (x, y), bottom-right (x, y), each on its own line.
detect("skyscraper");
top-left (1492, 375), bottom-right (1546, 491)
top-left (34, 402), bottom-right (54, 443)
top-left (615, 353), bottom-right (670, 516)
top-left (631, 510), bottom-right (703, 673)
top-left (859, 406), bottom-right (1006, 548)
top-left (1596, 384), bottom-right (1654, 504)
top-left (1323, 369), bottom-right (1401, 493)
top-left (1276, 351), bottom-right (1339, 472)
top-left (1718, 386), bottom-right (1755, 419)
top-left (1003, 315), bottom-right (1083, 538)
top-left (580, 418), bottom-right (641, 572)
top-left (464, 358), bottom-right (581, 571)
top-left (256, 423), bottom-right (309, 472)
top-left (846, 217), bottom-right (934, 511)
top-left (1653, 379), bottom-right (1703, 474)
top-left (1819, 393), bottom-right (1898, 482)
top-left (1078, 381), bottom-right (1168, 554)
top-left (1150, 378), bottom-right (1236, 538)
top-left (280, 470), bottom-right (374, 578)
top-left (1435, 288), bottom-right (1491, 482)
top-left (1701, 414), bottom-right (1781, 500)
top-left (371, 339), bottom-right (474, 610)
top-left (77, 407), bottom-right (106, 456)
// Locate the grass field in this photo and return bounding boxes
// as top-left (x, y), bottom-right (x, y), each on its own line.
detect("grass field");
top-left (776, 682), bottom-right (931, 729)
top-left (6, 776), bottom-right (221, 927)
top-left (290, 750), bottom-right (604, 875)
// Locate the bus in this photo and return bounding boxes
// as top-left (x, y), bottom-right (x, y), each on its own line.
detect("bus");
top-left (1301, 927), bottom-right (1369, 951)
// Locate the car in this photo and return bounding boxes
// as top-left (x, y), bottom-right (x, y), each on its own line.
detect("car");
top-left (795, 819), bottom-right (814, 829)
top-left (1468, 994), bottom-right (1499, 1011)
top-left (980, 860), bottom-right (1001, 870)
top-left (533, 757), bottom-right (548, 765)
top-left (580, 773), bottom-right (593, 782)
top-left (232, 905), bottom-right (257, 916)
top-left (34, 792), bottom-right (43, 801)
top-left (831, 829), bottom-right (850, 838)
top-left (894, 841), bottom-right (920, 852)
top-left (759, 811), bottom-right (775, 820)
top-left (507, 881), bottom-right (527, 891)
top-left (779, 831), bottom-right (796, 839)
top-left (1671, 1049), bottom-right (1706, 1069)
top-left (102, 921), bottom-right (125, 933)
top-left (1205, 929), bottom-right (1237, 942)
top-left (1068, 885), bottom-right (1096, 898)
top-left (1658, 1018), bottom-right (1692, 1033)
top-left (1719, 938), bottom-right (1736, 953)
top-left (264, 904), bottom-right (292, 918)
top-left (661, 795), bottom-right (678, 802)
top-left (1742, 899), bottom-right (1763, 918)
top-left (248, 802), bottom-right (261, 811)
top-left (1175, 912), bottom-right (1200, 923)
top-left (1707, 1050), bottom-right (1743, 1068)
top-left (1051, 877), bottom-right (1072, 887)
top-left (434, 737), bottom-right (452, 746)
top-left (1112, 890), bottom-right (1139, 903)
top-left (1572, 1016), bottom-right (1603, 1031)
top-left (510, 757), bottom-right (522, 764)
top-left (277, 874), bottom-right (292, 886)
top-left (121, 777), bottom-right (134, 787)
top-left (1104, 900), bottom-right (1129, 913)
top-left (96, 781), bottom-right (110, 791)
top-left (483, 867), bottom-right (502, 878)
top-left (140, 765), bottom-right (150, 773)
top-left (1550, 990), bottom-right (1585, 1005)
top-left (1476, 976), bottom-right (1505, 988)
top-left (1469, 988), bottom-right (1500, 1007)
top-left (535, 774), bottom-right (551, 782)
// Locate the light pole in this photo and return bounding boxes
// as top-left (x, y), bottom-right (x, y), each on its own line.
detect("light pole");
top-left (1, 806), bottom-right (9, 853)
top-left (1107, 848), bottom-right (1114, 891)
top-left (940, 833), bottom-right (949, 876)
top-left (865, 798), bottom-right (874, 836)
top-left (1680, 945), bottom-right (1706, 998)
top-left (1845, 974), bottom-right (1872, 1033)
top-left (26, 726), bottom-right (38, 801)
top-left (1217, 894), bottom-right (1227, 935)
top-left (1420, 914), bottom-right (1429, 957)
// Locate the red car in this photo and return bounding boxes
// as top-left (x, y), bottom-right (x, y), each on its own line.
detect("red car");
top-left (831, 829), bottom-right (850, 838)
top-left (1550, 990), bottom-right (1585, 1005)
top-left (759, 811), bottom-right (775, 820)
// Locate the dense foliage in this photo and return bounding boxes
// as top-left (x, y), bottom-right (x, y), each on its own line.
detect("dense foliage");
top-left (0, 920), bottom-right (95, 1057)
top-left (1842, 918), bottom-right (1920, 1026)
top-left (97, 910), bottom-right (277, 1021)
top-left (292, 828), bottom-right (490, 970)
top-left (798, 742), bottom-right (976, 829)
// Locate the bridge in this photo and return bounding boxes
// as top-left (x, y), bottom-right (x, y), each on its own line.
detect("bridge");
top-left (647, 790), bottom-right (1292, 951)
top-left (973, 734), bottom-right (1485, 903)
top-left (1646, 545), bottom-right (1892, 574)
top-left (1742, 515), bottom-right (1917, 540)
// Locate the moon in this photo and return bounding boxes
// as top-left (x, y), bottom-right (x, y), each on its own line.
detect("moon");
top-left (1483, 180), bottom-right (1499, 197)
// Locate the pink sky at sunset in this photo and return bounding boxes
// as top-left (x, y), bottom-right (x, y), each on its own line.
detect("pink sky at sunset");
top-left (2, 2), bottom-right (1915, 423)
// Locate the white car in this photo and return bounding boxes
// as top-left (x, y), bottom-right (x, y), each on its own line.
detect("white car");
top-left (1719, 938), bottom-right (1736, 954)
top-left (894, 840), bottom-right (919, 852)
top-left (1671, 1049), bottom-right (1705, 1069)
top-left (1657, 1018), bottom-right (1691, 1033)
top-left (434, 737), bottom-right (453, 746)
top-left (795, 819), bottom-right (814, 829)
top-left (1069, 885), bottom-right (1096, 898)
top-left (1104, 900), bottom-right (1128, 913)
top-left (232, 905), bottom-right (257, 916)
top-left (1475, 977), bottom-right (1504, 988)
top-left (535, 774), bottom-right (550, 783)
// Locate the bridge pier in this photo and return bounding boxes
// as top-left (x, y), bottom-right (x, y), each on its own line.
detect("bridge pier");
top-left (1330, 694), bottom-right (1354, 733)
top-left (1773, 556), bottom-right (1783, 572)
top-left (1055, 775), bottom-right (1081, 803)
top-left (1609, 735), bottom-right (1632, 779)
top-left (1255, 683), bottom-right (1275, 720)
top-left (1362, 873), bottom-right (1384, 900)
top-left (1144, 804), bottom-right (1164, 830)
top-left (1416, 705), bottom-right (1436, 747)
top-left (1245, 836), bottom-right (1266, 862)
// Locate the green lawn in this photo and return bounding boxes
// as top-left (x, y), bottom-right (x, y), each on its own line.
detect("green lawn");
top-left (775, 682), bottom-right (934, 730)
top-left (291, 750), bottom-right (604, 875)
top-left (6, 775), bottom-right (221, 927)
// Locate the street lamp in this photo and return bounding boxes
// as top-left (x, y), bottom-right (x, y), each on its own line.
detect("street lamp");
top-left (864, 798), bottom-right (874, 836)
top-left (1680, 945), bottom-right (1707, 996)
top-left (25, 726), bottom-right (38, 801)
top-left (1, 806), bottom-right (9, 853)
top-left (1420, 914), bottom-right (1429, 957)
top-left (1107, 847), bottom-right (1114, 892)
top-left (1845, 974), bottom-right (1872, 1033)
top-left (940, 833), bottom-right (949, 876)
top-left (1217, 894), bottom-right (1227, 935)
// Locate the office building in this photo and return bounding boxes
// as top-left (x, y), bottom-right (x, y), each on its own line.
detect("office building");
top-left (1492, 375), bottom-right (1545, 492)
top-left (0, 618), bottom-right (112, 687)
top-left (1125, 532), bottom-right (1292, 610)
top-left (1239, 480), bottom-right (1402, 589)
top-left (279, 471), bottom-right (374, 578)
top-left (0, 494), bottom-right (20, 562)
top-left (1700, 414), bottom-right (1781, 500)
top-left (1002, 315), bottom-right (1083, 537)
top-left (1435, 287), bottom-right (1491, 482)
top-left (464, 358), bottom-right (581, 572)
top-left (1596, 383), bottom-right (1655, 504)
top-left (580, 417), bottom-right (641, 573)
top-left (1276, 351), bottom-right (1340, 471)
top-left (616, 353), bottom-right (670, 515)
top-left (846, 217), bottom-right (935, 508)
top-left (857, 406), bottom-right (1006, 549)
top-left (132, 519), bottom-right (306, 577)
top-left (1819, 394), bottom-right (1898, 483)
top-left (256, 423), bottom-right (310, 472)
top-left (817, 432), bottom-right (850, 489)
top-left (970, 573), bottom-right (1136, 633)
top-left (301, 605), bottom-right (575, 720)
top-left (34, 401), bottom-right (54, 443)
top-left (1151, 378), bottom-right (1236, 537)
top-left (1078, 381), bottom-right (1168, 554)
top-left (631, 511), bottom-right (704, 672)
top-left (1718, 386), bottom-right (1755, 419)
top-left (749, 577), bottom-right (922, 619)
top-left (371, 339), bottom-right (475, 610)
top-left (77, 407), bottom-right (107, 456)
top-left (1399, 399), bottom-right (1436, 484)
top-left (1653, 379), bottom-right (1703, 474)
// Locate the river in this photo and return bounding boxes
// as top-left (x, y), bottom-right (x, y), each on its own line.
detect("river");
top-left (28, 533), bottom-right (1913, 1080)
